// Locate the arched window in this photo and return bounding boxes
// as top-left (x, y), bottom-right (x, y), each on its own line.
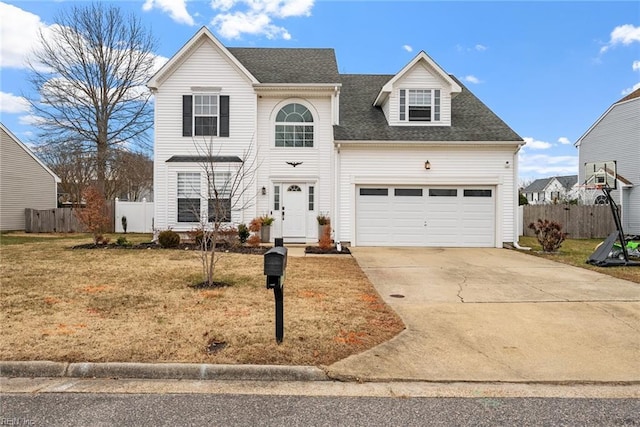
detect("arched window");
top-left (275, 103), bottom-right (314, 147)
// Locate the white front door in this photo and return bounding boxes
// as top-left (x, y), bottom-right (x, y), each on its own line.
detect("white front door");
top-left (282, 184), bottom-right (306, 239)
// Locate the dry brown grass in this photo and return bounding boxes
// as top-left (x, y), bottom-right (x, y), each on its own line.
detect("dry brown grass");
top-left (0, 233), bottom-right (404, 366)
top-left (518, 236), bottom-right (640, 283)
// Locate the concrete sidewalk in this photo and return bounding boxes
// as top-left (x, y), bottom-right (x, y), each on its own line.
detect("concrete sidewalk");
top-left (327, 248), bottom-right (640, 383)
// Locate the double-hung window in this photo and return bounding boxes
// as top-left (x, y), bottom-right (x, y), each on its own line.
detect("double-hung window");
top-left (182, 94), bottom-right (230, 137)
top-left (207, 171), bottom-right (231, 222)
top-left (399, 89), bottom-right (441, 122)
top-left (194, 95), bottom-right (218, 136)
top-left (177, 172), bottom-right (201, 222)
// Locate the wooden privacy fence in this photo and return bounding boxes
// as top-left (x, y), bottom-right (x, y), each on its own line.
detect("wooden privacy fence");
top-left (523, 204), bottom-right (616, 239)
top-left (25, 202), bottom-right (115, 233)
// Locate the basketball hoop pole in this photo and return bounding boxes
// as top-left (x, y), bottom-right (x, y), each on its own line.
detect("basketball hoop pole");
top-left (602, 185), bottom-right (631, 262)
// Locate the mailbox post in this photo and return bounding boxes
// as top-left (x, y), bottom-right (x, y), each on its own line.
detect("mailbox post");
top-left (264, 245), bottom-right (287, 344)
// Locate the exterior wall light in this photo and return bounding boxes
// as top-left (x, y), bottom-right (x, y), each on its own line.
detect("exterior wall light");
top-left (424, 160), bottom-right (431, 170)
top-left (261, 186), bottom-right (267, 195)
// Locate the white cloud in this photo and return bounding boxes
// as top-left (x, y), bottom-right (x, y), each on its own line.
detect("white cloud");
top-left (212, 11), bottom-right (290, 39)
top-left (0, 91), bottom-right (30, 113)
top-left (0, 2), bottom-right (57, 70)
top-left (402, 45), bottom-right (413, 53)
top-left (523, 136), bottom-right (552, 150)
top-left (621, 82), bottom-right (640, 95)
top-left (633, 60), bottom-right (640, 71)
top-left (210, 0), bottom-right (314, 40)
top-left (518, 153), bottom-right (578, 178)
top-left (463, 75), bottom-right (481, 84)
top-left (600, 24), bottom-right (640, 53)
top-left (475, 44), bottom-right (487, 51)
top-left (142, 0), bottom-right (195, 26)
top-left (18, 114), bottom-right (45, 126)
top-left (557, 137), bottom-right (571, 145)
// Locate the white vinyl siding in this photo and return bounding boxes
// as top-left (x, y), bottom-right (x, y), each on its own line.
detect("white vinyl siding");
top-left (255, 95), bottom-right (334, 241)
top-left (0, 127), bottom-right (58, 230)
top-left (578, 97), bottom-right (639, 233)
top-left (338, 145), bottom-right (517, 247)
top-left (153, 38), bottom-right (257, 231)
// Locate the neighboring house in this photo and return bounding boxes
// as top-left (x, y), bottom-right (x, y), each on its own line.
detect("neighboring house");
top-left (575, 89), bottom-right (640, 234)
top-left (0, 123), bottom-right (60, 231)
top-left (522, 175), bottom-right (578, 204)
top-left (148, 27), bottom-right (524, 247)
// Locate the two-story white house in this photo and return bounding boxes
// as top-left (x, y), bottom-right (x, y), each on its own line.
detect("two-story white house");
top-left (148, 27), bottom-right (524, 247)
top-left (575, 89), bottom-right (639, 234)
top-left (522, 175), bottom-right (578, 204)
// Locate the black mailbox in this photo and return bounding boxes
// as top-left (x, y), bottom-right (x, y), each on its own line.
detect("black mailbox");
top-left (264, 246), bottom-right (288, 277)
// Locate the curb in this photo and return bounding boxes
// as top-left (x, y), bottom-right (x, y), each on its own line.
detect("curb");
top-left (0, 361), bottom-right (329, 382)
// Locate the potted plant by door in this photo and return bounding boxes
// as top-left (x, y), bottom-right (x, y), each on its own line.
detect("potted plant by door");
top-left (260, 215), bottom-right (274, 243)
top-left (317, 212), bottom-right (330, 241)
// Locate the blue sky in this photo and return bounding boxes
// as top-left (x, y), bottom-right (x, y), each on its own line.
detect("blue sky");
top-left (1, 1), bottom-right (639, 184)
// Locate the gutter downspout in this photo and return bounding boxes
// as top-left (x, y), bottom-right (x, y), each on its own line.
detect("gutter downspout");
top-left (513, 144), bottom-right (531, 251)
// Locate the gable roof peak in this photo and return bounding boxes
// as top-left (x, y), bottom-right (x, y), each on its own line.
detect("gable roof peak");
top-left (147, 26), bottom-right (258, 89)
top-left (373, 50), bottom-right (462, 106)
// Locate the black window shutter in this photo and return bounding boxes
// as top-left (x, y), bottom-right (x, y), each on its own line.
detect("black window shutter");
top-left (182, 95), bottom-right (192, 137)
top-left (220, 95), bottom-right (230, 137)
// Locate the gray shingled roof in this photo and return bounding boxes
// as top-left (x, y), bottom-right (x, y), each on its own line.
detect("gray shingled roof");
top-left (523, 175), bottom-right (577, 192)
top-left (523, 178), bottom-right (552, 192)
top-left (228, 48), bottom-right (339, 84)
top-left (333, 74), bottom-right (522, 142)
top-left (556, 175), bottom-right (578, 190)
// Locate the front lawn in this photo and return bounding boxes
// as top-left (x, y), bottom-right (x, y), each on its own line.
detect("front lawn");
top-left (0, 233), bottom-right (404, 365)
top-left (518, 236), bottom-right (640, 283)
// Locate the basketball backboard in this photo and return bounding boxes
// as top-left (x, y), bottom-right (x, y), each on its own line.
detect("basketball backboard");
top-left (584, 160), bottom-right (617, 190)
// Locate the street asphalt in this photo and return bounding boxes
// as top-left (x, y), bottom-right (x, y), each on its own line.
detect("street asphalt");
top-left (1, 247), bottom-right (639, 386)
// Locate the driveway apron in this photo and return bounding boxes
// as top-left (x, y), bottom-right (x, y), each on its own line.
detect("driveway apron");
top-left (327, 248), bottom-right (640, 382)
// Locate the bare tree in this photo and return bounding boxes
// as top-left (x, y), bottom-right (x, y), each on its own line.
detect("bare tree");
top-left (27, 3), bottom-right (157, 197)
top-left (105, 150), bottom-right (153, 201)
top-left (36, 142), bottom-right (94, 206)
top-left (192, 137), bottom-right (258, 287)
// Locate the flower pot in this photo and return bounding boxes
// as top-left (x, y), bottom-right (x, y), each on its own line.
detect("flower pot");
top-left (318, 223), bottom-right (330, 241)
top-left (261, 225), bottom-right (271, 243)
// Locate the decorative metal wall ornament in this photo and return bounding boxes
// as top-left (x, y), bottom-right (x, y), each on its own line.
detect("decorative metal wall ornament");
top-left (286, 161), bottom-right (303, 167)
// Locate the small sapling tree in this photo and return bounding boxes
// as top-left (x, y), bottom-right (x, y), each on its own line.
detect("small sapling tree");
top-left (191, 137), bottom-right (258, 287)
top-left (75, 186), bottom-right (112, 244)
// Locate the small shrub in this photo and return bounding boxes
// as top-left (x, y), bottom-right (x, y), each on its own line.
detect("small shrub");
top-left (528, 219), bottom-right (567, 253)
top-left (218, 226), bottom-right (239, 247)
top-left (319, 224), bottom-right (332, 251)
top-left (116, 236), bottom-right (132, 247)
top-left (158, 229), bottom-right (180, 248)
top-left (249, 218), bottom-right (262, 232)
top-left (247, 234), bottom-right (261, 247)
top-left (187, 228), bottom-right (205, 245)
top-left (121, 216), bottom-right (128, 233)
top-left (238, 223), bottom-right (250, 243)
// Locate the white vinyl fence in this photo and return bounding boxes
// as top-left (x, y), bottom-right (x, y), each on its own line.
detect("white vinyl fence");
top-left (115, 198), bottom-right (154, 233)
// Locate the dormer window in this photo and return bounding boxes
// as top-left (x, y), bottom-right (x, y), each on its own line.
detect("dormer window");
top-left (399, 89), bottom-right (441, 122)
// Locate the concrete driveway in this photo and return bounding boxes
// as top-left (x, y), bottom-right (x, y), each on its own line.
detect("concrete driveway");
top-left (327, 248), bottom-right (640, 383)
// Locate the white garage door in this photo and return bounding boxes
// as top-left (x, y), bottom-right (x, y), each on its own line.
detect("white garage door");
top-left (356, 187), bottom-right (495, 247)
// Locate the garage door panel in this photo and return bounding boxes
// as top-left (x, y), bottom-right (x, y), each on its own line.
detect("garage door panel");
top-left (356, 186), bottom-right (495, 247)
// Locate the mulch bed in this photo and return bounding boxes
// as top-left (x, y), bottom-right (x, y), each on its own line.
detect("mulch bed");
top-left (71, 242), bottom-right (269, 255)
top-left (305, 246), bottom-right (351, 255)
